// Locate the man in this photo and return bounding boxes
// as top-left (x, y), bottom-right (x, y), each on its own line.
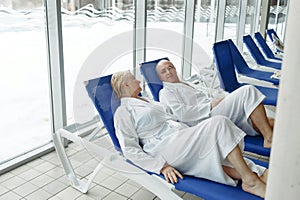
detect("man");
top-left (156, 59), bottom-right (274, 148)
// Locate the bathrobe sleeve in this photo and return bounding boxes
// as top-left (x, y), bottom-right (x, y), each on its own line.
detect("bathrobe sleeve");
top-left (159, 86), bottom-right (211, 123)
top-left (114, 107), bottom-right (166, 174)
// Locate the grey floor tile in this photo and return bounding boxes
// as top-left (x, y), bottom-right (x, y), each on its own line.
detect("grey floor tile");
top-left (100, 176), bottom-right (124, 191)
top-left (55, 186), bottom-right (82, 200)
top-left (17, 168), bottom-right (42, 181)
top-left (10, 165), bottom-right (31, 176)
top-left (0, 172), bottom-right (15, 182)
top-left (0, 191), bottom-right (22, 200)
top-left (114, 182), bottom-right (140, 198)
top-left (24, 189), bottom-right (52, 200)
top-left (42, 180), bottom-right (68, 195)
top-left (77, 185), bottom-right (111, 200)
top-left (130, 188), bottom-right (156, 200)
top-left (30, 174), bottom-right (55, 188)
top-left (1, 176), bottom-right (26, 190)
top-left (45, 166), bottom-right (65, 179)
top-left (13, 182), bottom-right (39, 197)
top-left (25, 158), bottom-right (44, 168)
top-left (33, 161), bottom-right (57, 174)
top-left (0, 185), bottom-right (9, 196)
top-left (102, 191), bottom-right (127, 200)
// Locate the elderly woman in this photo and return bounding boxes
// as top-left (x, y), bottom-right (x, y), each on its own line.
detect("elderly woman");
top-left (156, 59), bottom-right (274, 148)
top-left (111, 70), bottom-right (267, 198)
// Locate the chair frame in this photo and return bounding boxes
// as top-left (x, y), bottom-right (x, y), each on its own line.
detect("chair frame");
top-left (53, 73), bottom-right (268, 200)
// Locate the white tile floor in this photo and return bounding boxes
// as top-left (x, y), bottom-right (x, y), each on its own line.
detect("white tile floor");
top-left (0, 133), bottom-right (203, 200)
top-left (0, 132), bottom-right (269, 200)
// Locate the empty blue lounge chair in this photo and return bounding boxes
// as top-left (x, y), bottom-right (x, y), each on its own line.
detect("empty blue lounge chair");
top-left (266, 29), bottom-right (284, 53)
top-left (140, 57), bottom-right (272, 157)
top-left (243, 35), bottom-right (282, 70)
top-left (254, 32), bottom-right (282, 61)
top-left (227, 39), bottom-right (280, 86)
top-left (213, 40), bottom-right (278, 107)
top-left (84, 74), bottom-right (269, 199)
top-left (266, 29), bottom-right (280, 43)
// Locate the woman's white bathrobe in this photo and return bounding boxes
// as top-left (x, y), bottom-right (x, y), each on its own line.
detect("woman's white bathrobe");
top-left (114, 97), bottom-right (266, 186)
top-left (159, 83), bottom-right (265, 136)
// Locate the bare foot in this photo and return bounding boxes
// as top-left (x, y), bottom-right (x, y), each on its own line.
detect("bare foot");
top-left (268, 117), bottom-right (275, 129)
top-left (242, 174), bottom-right (266, 198)
top-left (264, 139), bottom-right (272, 148)
top-left (260, 169), bottom-right (268, 184)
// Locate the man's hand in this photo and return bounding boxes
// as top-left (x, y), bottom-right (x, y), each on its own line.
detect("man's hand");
top-left (160, 163), bottom-right (183, 184)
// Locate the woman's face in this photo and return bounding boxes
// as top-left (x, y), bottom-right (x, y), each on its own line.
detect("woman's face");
top-left (126, 73), bottom-right (142, 98)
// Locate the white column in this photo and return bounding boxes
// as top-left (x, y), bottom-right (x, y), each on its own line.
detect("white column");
top-left (266, 0), bottom-right (300, 199)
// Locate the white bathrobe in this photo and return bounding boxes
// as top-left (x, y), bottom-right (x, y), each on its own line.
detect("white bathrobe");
top-left (114, 97), bottom-right (266, 186)
top-left (159, 83), bottom-right (265, 136)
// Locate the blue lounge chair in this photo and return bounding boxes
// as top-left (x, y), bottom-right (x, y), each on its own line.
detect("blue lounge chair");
top-left (243, 35), bottom-right (282, 70)
top-left (254, 32), bottom-right (282, 61)
top-left (227, 39), bottom-right (280, 86)
top-left (266, 29), bottom-right (284, 53)
top-left (266, 29), bottom-right (280, 43)
top-left (84, 74), bottom-right (269, 200)
top-left (140, 57), bottom-right (168, 101)
top-left (140, 57), bottom-right (272, 157)
top-left (213, 40), bottom-right (278, 107)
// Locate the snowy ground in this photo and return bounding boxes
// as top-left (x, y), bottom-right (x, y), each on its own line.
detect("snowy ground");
top-left (0, 7), bottom-right (281, 164)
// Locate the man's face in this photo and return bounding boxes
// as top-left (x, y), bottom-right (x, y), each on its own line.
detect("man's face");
top-left (156, 60), bottom-right (180, 83)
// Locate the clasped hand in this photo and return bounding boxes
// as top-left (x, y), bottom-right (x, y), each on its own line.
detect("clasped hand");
top-left (160, 163), bottom-right (183, 184)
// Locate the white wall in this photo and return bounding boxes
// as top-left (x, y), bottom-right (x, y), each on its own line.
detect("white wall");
top-left (266, 0), bottom-right (300, 199)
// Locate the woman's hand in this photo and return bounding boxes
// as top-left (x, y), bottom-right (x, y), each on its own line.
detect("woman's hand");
top-left (160, 163), bottom-right (183, 184)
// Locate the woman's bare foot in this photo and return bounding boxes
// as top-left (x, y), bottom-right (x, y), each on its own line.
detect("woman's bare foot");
top-left (260, 169), bottom-right (268, 184)
top-left (242, 173), bottom-right (266, 198)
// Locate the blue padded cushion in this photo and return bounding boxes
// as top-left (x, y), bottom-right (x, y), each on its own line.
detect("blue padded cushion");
top-left (140, 57), bottom-right (169, 101)
top-left (85, 73), bottom-right (269, 200)
top-left (254, 32), bottom-right (282, 61)
top-left (227, 39), bottom-right (279, 85)
top-left (85, 74), bottom-right (121, 151)
top-left (243, 35), bottom-right (281, 70)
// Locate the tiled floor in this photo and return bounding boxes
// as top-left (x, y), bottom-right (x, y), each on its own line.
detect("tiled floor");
top-left (0, 133), bottom-right (205, 200)
top-left (0, 133), bottom-right (269, 200)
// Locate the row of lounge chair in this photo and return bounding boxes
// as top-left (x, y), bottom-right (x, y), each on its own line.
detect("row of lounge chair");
top-left (52, 29), bottom-right (283, 200)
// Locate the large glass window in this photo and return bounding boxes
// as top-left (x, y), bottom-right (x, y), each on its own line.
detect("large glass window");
top-left (62, 1), bottom-right (134, 127)
top-left (146, 0), bottom-right (185, 71)
top-left (268, 0), bottom-right (288, 40)
top-left (0, 1), bottom-right (51, 165)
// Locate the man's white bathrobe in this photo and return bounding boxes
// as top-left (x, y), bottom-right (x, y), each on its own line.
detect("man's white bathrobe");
top-left (159, 83), bottom-right (265, 136)
top-left (114, 97), bottom-right (266, 186)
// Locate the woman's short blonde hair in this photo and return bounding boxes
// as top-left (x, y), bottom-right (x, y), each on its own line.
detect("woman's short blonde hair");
top-left (111, 70), bottom-right (131, 99)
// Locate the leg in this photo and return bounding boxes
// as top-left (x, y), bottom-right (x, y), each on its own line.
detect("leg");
top-left (227, 146), bottom-right (266, 198)
top-left (249, 103), bottom-right (273, 148)
top-left (223, 166), bottom-right (241, 180)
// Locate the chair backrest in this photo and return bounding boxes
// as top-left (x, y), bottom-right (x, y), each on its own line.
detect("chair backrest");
top-left (140, 57), bottom-right (169, 101)
top-left (266, 28), bottom-right (280, 42)
top-left (85, 74), bottom-right (121, 151)
top-left (254, 32), bottom-right (281, 60)
top-left (243, 35), bottom-right (267, 65)
top-left (227, 39), bottom-right (253, 74)
top-left (212, 40), bottom-right (243, 93)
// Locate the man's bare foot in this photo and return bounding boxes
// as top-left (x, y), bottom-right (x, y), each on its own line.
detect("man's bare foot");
top-left (268, 117), bottom-right (275, 129)
top-left (260, 169), bottom-right (268, 184)
top-left (242, 174), bottom-right (266, 198)
top-left (264, 139), bottom-right (272, 148)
